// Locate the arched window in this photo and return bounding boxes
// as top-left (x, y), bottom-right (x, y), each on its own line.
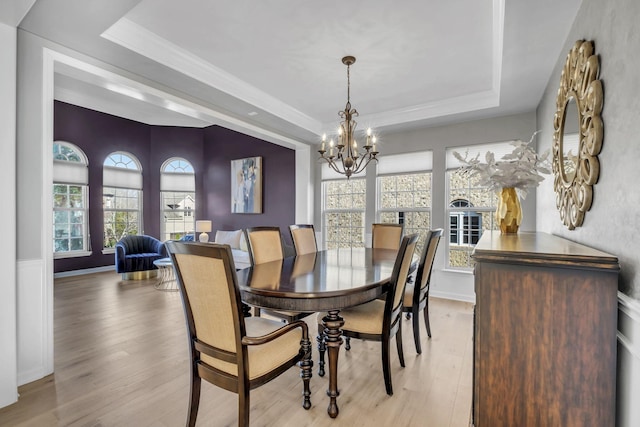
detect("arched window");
top-left (53, 141), bottom-right (90, 257)
top-left (103, 151), bottom-right (143, 250)
top-left (448, 199), bottom-right (483, 246)
top-left (446, 142), bottom-right (507, 269)
top-left (160, 158), bottom-right (195, 241)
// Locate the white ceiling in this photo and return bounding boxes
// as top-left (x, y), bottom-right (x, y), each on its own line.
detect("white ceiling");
top-left (16, 0), bottom-right (583, 147)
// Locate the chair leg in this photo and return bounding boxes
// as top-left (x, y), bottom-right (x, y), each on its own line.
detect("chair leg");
top-left (382, 337), bottom-right (393, 396)
top-left (300, 335), bottom-right (313, 410)
top-left (396, 321), bottom-right (405, 368)
top-left (345, 336), bottom-right (351, 351)
top-left (187, 375), bottom-right (201, 427)
top-left (424, 300), bottom-right (432, 338)
top-left (317, 323), bottom-right (326, 377)
top-left (238, 385), bottom-right (250, 427)
top-left (412, 306), bottom-right (422, 354)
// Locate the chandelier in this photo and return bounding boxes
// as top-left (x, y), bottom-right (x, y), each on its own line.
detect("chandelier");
top-left (318, 56), bottom-right (379, 178)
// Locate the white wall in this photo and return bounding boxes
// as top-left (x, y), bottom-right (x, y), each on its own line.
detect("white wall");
top-left (0, 21), bottom-right (18, 408)
top-left (9, 28), bottom-right (318, 402)
top-left (314, 112), bottom-right (538, 302)
top-left (535, 0), bottom-right (640, 425)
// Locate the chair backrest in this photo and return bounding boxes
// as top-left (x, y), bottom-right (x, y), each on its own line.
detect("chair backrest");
top-left (117, 234), bottom-right (166, 255)
top-left (166, 241), bottom-right (247, 379)
top-left (244, 227), bottom-right (285, 265)
top-left (388, 233), bottom-right (419, 312)
top-left (414, 228), bottom-right (443, 304)
top-left (372, 223), bottom-right (404, 251)
top-left (289, 224), bottom-right (317, 255)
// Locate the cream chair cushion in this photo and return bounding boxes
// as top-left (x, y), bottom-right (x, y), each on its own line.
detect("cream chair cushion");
top-left (291, 228), bottom-right (316, 255)
top-left (248, 230), bottom-right (283, 264)
top-left (372, 225), bottom-right (403, 250)
top-left (317, 299), bottom-right (386, 335)
top-left (403, 281), bottom-right (415, 307)
top-left (202, 317), bottom-right (303, 380)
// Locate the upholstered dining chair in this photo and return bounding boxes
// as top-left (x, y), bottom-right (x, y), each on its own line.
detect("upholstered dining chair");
top-left (402, 228), bottom-right (443, 354)
top-left (340, 222), bottom-right (404, 351)
top-left (317, 233), bottom-right (419, 396)
top-left (245, 227), bottom-right (312, 323)
top-left (244, 226), bottom-right (285, 265)
top-left (165, 241), bottom-right (312, 427)
top-left (371, 223), bottom-right (404, 250)
top-left (289, 224), bottom-right (318, 255)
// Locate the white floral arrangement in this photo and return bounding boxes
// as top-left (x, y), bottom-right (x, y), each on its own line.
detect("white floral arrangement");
top-left (453, 131), bottom-right (551, 199)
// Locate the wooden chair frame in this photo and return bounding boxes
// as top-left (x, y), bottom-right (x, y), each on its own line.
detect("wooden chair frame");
top-left (317, 234), bottom-right (419, 395)
top-left (166, 241), bottom-right (312, 427)
top-left (402, 229), bottom-right (443, 354)
top-left (244, 226), bottom-right (311, 323)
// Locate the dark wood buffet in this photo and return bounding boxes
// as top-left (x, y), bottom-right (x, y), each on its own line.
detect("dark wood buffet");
top-left (471, 231), bottom-right (619, 426)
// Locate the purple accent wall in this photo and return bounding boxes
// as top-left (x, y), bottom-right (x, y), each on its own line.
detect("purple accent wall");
top-left (202, 126), bottom-right (296, 246)
top-left (53, 101), bottom-right (296, 273)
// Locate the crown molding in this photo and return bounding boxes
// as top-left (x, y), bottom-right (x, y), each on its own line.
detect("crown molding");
top-left (101, 18), bottom-right (322, 135)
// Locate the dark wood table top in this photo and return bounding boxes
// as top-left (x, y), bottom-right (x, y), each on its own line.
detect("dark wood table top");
top-left (236, 248), bottom-right (398, 313)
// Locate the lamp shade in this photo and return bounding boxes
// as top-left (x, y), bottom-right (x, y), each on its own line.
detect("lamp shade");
top-left (196, 220), bottom-right (212, 243)
top-left (195, 220), bottom-right (212, 233)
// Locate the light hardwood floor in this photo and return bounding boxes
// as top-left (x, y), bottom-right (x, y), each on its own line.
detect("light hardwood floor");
top-left (0, 271), bottom-right (474, 427)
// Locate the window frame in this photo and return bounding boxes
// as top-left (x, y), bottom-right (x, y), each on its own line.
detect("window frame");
top-left (445, 147), bottom-right (505, 270)
top-left (160, 157), bottom-right (196, 241)
top-left (102, 152), bottom-right (143, 253)
top-left (52, 141), bottom-right (91, 259)
top-left (376, 170), bottom-right (432, 254)
top-left (321, 177), bottom-right (366, 249)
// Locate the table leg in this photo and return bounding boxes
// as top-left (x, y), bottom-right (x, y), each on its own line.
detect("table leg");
top-left (322, 309), bottom-right (344, 418)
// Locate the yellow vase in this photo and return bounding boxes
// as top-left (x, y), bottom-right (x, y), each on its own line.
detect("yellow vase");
top-left (496, 187), bottom-right (522, 233)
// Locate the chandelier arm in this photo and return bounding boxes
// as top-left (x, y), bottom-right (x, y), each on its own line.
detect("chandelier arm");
top-left (317, 55), bottom-right (380, 179)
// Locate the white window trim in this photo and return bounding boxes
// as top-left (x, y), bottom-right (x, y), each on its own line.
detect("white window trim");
top-left (321, 178), bottom-right (366, 249)
top-left (375, 170), bottom-right (433, 221)
top-left (53, 142), bottom-right (91, 256)
top-left (54, 250), bottom-right (92, 259)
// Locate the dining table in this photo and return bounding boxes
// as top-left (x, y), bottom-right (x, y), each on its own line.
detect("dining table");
top-left (235, 247), bottom-right (398, 419)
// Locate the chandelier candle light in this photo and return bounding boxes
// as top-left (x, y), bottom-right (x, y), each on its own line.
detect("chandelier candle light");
top-left (318, 56), bottom-right (379, 178)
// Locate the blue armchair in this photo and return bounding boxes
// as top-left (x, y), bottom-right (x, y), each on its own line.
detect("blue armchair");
top-left (115, 235), bottom-right (167, 278)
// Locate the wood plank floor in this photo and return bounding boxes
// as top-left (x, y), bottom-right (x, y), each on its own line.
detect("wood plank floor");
top-left (0, 271), bottom-right (474, 427)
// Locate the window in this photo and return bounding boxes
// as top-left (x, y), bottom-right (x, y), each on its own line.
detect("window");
top-left (446, 143), bottom-right (511, 269)
top-left (322, 178), bottom-right (366, 249)
top-left (160, 158), bottom-right (195, 241)
top-left (376, 151), bottom-right (432, 253)
top-left (103, 152), bottom-right (143, 250)
top-left (53, 141), bottom-right (90, 257)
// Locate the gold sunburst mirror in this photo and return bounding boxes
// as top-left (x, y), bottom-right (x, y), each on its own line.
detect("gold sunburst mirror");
top-left (552, 40), bottom-right (604, 230)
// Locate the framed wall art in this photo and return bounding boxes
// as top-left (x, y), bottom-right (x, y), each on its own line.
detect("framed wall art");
top-left (231, 156), bottom-right (262, 213)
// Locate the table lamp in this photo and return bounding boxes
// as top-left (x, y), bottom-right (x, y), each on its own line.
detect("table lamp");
top-left (195, 220), bottom-right (212, 243)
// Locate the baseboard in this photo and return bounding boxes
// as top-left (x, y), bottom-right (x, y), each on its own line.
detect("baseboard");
top-left (53, 265), bottom-right (114, 279)
top-left (430, 289), bottom-right (476, 304)
top-left (617, 291), bottom-right (640, 427)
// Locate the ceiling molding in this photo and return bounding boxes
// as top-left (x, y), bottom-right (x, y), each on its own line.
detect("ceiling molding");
top-left (48, 48), bottom-right (309, 150)
top-left (101, 17), bottom-right (323, 135)
top-left (353, 89), bottom-right (500, 131)
top-left (491, 0), bottom-right (505, 99)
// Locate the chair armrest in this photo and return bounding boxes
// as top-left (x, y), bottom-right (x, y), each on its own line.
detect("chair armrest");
top-left (150, 238), bottom-right (167, 257)
top-left (115, 243), bottom-right (126, 273)
top-left (242, 320), bottom-right (309, 346)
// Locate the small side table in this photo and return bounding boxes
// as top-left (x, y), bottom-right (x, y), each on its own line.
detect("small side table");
top-left (153, 258), bottom-right (178, 291)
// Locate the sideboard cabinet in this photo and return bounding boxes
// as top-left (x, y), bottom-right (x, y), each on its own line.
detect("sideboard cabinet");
top-left (471, 231), bottom-right (619, 426)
